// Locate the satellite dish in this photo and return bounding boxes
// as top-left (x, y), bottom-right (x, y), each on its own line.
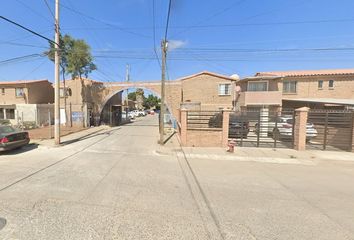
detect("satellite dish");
top-left (230, 74), bottom-right (240, 81)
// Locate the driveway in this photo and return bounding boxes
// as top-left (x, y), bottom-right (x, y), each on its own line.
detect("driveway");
top-left (0, 115), bottom-right (353, 239)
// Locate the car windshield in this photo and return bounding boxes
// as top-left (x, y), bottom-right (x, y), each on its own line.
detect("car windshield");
top-left (0, 126), bottom-right (16, 134)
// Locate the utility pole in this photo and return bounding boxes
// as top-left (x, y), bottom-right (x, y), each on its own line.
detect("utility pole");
top-left (159, 40), bottom-right (167, 144)
top-left (54, 0), bottom-right (61, 145)
top-left (125, 64), bottom-right (130, 118)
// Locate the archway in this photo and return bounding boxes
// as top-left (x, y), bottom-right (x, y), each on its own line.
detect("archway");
top-left (98, 86), bottom-right (174, 127)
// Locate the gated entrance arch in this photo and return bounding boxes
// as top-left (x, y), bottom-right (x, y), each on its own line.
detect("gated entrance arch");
top-left (98, 81), bottom-right (182, 124)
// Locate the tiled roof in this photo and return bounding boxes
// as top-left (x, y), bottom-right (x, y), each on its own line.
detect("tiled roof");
top-left (0, 79), bottom-right (50, 85)
top-left (176, 71), bottom-right (237, 81)
top-left (256, 69), bottom-right (354, 77)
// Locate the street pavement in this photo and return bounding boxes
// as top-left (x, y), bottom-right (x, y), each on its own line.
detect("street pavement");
top-left (0, 115), bottom-right (354, 239)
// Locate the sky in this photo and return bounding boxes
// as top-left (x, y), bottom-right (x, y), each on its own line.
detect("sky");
top-left (1, 0), bottom-right (354, 83)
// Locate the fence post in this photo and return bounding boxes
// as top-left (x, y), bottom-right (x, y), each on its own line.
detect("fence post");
top-left (294, 107), bottom-right (309, 151)
top-left (180, 109), bottom-right (187, 146)
top-left (222, 110), bottom-right (231, 147)
top-left (351, 112), bottom-right (354, 152)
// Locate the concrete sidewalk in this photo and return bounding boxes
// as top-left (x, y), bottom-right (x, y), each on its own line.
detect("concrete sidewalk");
top-left (162, 134), bottom-right (354, 164)
top-left (30, 125), bottom-right (112, 147)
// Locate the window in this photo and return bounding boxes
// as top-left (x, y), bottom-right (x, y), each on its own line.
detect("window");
top-left (218, 84), bottom-right (231, 95)
top-left (60, 88), bottom-right (65, 98)
top-left (1, 88), bottom-right (4, 95)
top-left (248, 81), bottom-right (268, 91)
top-left (60, 88), bottom-right (72, 97)
top-left (15, 88), bottom-right (24, 97)
top-left (0, 109), bottom-right (4, 119)
top-left (5, 109), bottom-right (15, 119)
top-left (283, 81), bottom-right (297, 93)
top-left (329, 80), bottom-right (334, 89)
top-left (318, 80), bottom-right (323, 89)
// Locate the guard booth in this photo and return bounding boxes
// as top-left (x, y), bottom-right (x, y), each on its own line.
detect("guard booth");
top-left (110, 105), bottom-right (122, 126)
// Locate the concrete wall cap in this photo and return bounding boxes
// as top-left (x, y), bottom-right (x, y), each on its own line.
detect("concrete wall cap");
top-left (295, 107), bottom-right (310, 112)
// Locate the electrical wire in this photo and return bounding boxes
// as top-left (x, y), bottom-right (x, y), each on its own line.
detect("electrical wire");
top-left (59, 2), bottom-right (151, 39)
top-left (43, 0), bottom-right (56, 21)
top-left (0, 16), bottom-right (57, 46)
top-left (152, 0), bottom-right (162, 69)
top-left (0, 53), bottom-right (47, 66)
top-left (14, 0), bottom-right (52, 23)
top-left (164, 0), bottom-right (172, 41)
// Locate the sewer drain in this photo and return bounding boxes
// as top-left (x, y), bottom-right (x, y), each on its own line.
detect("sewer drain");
top-left (0, 217), bottom-right (6, 231)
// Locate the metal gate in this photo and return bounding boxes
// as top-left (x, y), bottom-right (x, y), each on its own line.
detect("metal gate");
top-left (228, 109), bottom-right (295, 149)
top-left (307, 110), bottom-right (354, 151)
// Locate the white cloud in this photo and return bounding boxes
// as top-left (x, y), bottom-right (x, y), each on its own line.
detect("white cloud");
top-left (168, 40), bottom-right (188, 50)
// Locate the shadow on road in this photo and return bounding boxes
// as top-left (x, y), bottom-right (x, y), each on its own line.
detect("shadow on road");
top-left (0, 143), bottom-right (39, 156)
top-left (60, 128), bottom-right (121, 146)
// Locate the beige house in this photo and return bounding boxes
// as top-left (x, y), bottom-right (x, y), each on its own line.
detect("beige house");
top-left (236, 69), bottom-right (354, 111)
top-left (60, 78), bottom-right (122, 126)
top-left (0, 79), bottom-right (54, 125)
top-left (179, 71), bottom-right (237, 111)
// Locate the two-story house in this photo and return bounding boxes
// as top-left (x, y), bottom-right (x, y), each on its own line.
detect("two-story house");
top-left (236, 69), bottom-right (354, 111)
top-left (179, 71), bottom-right (238, 111)
top-left (0, 79), bottom-right (54, 125)
top-left (60, 78), bottom-right (122, 127)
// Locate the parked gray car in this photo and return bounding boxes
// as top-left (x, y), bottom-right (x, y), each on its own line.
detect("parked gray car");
top-left (0, 126), bottom-right (30, 151)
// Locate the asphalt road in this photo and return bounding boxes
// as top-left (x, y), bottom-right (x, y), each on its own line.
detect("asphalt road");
top-left (0, 115), bottom-right (353, 239)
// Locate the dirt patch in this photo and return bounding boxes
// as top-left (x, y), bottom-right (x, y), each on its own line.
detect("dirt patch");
top-left (27, 126), bottom-right (87, 140)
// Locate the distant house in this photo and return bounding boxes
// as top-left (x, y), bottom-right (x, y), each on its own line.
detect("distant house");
top-left (0, 79), bottom-right (54, 126)
top-left (236, 69), bottom-right (354, 111)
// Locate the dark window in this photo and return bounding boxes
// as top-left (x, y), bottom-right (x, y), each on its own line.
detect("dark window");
top-left (5, 109), bottom-right (15, 119)
top-left (283, 81), bottom-right (297, 93)
top-left (329, 80), bottom-right (334, 88)
top-left (1, 88), bottom-right (4, 95)
top-left (218, 84), bottom-right (231, 95)
top-left (0, 108), bottom-right (4, 119)
top-left (248, 81), bottom-right (268, 91)
top-left (318, 80), bottom-right (323, 89)
top-left (15, 88), bottom-right (24, 97)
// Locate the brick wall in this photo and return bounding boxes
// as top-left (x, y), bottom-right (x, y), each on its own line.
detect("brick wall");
top-left (182, 74), bottom-right (234, 110)
top-left (185, 129), bottom-right (223, 147)
top-left (280, 75), bottom-right (354, 99)
top-left (27, 81), bottom-right (54, 104)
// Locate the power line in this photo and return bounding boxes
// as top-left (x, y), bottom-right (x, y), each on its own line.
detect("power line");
top-left (171, 0), bottom-right (247, 37)
top-left (59, 17), bottom-right (354, 31)
top-left (14, 0), bottom-right (52, 23)
top-left (59, 2), bottom-right (151, 39)
top-left (43, 0), bottom-right (56, 21)
top-left (152, 0), bottom-right (161, 69)
top-left (20, 58), bottom-right (48, 79)
top-left (0, 16), bottom-right (57, 46)
top-left (164, 0), bottom-right (172, 41)
top-left (0, 53), bottom-right (47, 66)
top-left (0, 41), bottom-right (48, 49)
top-left (64, 0), bottom-right (123, 81)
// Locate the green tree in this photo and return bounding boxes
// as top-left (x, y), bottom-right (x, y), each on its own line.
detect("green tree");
top-left (143, 94), bottom-right (161, 109)
top-left (47, 34), bottom-right (96, 78)
top-left (127, 92), bottom-right (136, 101)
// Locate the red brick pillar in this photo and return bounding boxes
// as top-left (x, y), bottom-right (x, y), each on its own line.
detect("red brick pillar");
top-left (180, 109), bottom-right (187, 146)
top-left (294, 107), bottom-right (309, 151)
top-left (222, 110), bottom-right (231, 147)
